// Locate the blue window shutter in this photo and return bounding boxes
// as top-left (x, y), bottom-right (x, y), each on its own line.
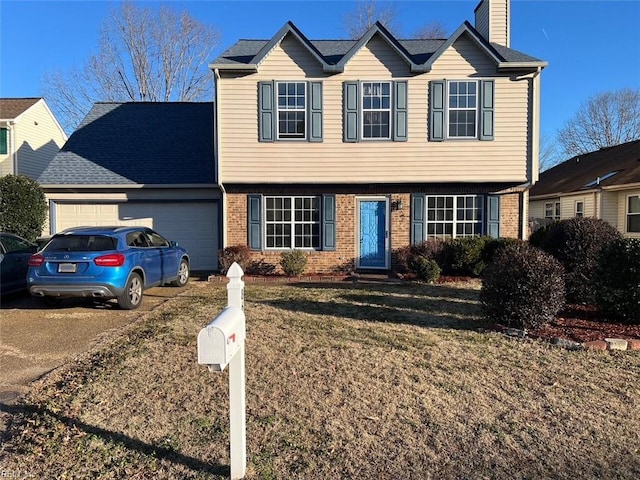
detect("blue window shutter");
top-left (343, 82), bottom-right (359, 143)
top-left (309, 81), bottom-right (323, 142)
top-left (480, 80), bottom-right (495, 141)
top-left (393, 81), bottom-right (408, 142)
top-left (258, 81), bottom-right (275, 142)
top-left (247, 194), bottom-right (262, 250)
top-left (429, 80), bottom-right (445, 141)
top-left (322, 194), bottom-right (336, 251)
top-left (486, 195), bottom-right (500, 238)
top-left (0, 128), bottom-right (7, 155)
top-left (411, 194), bottom-right (425, 244)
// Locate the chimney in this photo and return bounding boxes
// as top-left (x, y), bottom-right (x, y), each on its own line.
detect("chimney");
top-left (474, 0), bottom-right (510, 47)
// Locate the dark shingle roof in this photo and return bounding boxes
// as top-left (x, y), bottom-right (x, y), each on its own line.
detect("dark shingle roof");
top-left (530, 140), bottom-right (640, 197)
top-left (0, 98), bottom-right (41, 119)
top-left (211, 21), bottom-right (544, 70)
top-left (38, 102), bottom-right (215, 185)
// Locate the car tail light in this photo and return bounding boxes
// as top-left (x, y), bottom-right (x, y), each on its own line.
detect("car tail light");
top-left (94, 253), bottom-right (125, 267)
top-left (28, 254), bottom-right (45, 267)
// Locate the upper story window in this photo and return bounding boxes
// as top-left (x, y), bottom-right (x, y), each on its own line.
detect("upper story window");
top-left (429, 79), bottom-right (494, 142)
top-left (277, 82), bottom-right (306, 139)
top-left (362, 82), bottom-right (391, 139)
top-left (448, 81), bottom-right (477, 138)
top-left (628, 195), bottom-right (640, 233)
top-left (258, 81), bottom-right (323, 143)
top-left (343, 81), bottom-right (407, 143)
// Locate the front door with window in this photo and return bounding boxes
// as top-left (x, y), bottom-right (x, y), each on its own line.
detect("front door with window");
top-left (357, 198), bottom-right (389, 269)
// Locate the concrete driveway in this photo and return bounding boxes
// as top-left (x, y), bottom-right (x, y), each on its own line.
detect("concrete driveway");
top-left (0, 284), bottom-right (188, 403)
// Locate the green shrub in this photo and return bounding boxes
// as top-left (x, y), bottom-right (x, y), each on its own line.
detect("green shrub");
top-left (484, 237), bottom-right (524, 263)
top-left (394, 239), bottom-right (450, 274)
top-left (528, 221), bottom-right (558, 248)
top-left (595, 238), bottom-right (640, 324)
top-left (280, 250), bottom-right (308, 276)
top-left (0, 174), bottom-right (47, 241)
top-left (538, 217), bottom-right (622, 304)
top-left (411, 256), bottom-right (441, 283)
top-left (481, 243), bottom-right (565, 330)
top-left (218, 244), bottom-right (252, 274)
top-left (448, 236), bottom-right (491, 276)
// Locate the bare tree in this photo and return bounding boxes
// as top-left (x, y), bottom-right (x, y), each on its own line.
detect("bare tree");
top-left (344, 0), bottom-right (400, 39)
top-left (538, 130), bottom-right (562, 172)
top-left (413, 20), bottom-right (448, 39)
top-left (42, 1), bottom-right (220, 133)
top-left (558, 88), bottom-right (640, 157)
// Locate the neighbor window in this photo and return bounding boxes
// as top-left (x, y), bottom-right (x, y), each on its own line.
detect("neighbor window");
top-left (545, 201), bottom-right (560, 220)
top-left (277, 82), bottom-right (306, 139)
top-left (628, 195), bottom-right (640, 233)
top-left (448, 80), bottom-right (477, 138)
top-left (362, 82), bottom-right (391, 139)
top-left (265, 196), bottom-right (320, 249)
top-left (0, 128), bottom-right (7, 155)
top-left (426, 195), bottom-right (483, 239)
top-left (575, 201), bottom-right (584, 218)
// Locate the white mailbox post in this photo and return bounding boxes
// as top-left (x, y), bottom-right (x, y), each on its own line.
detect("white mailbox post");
top-left (197, 262), bottom-right (246, 480)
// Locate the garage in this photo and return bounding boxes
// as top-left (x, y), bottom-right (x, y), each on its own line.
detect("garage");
top-left (51, 201), bottom-right (219, 271)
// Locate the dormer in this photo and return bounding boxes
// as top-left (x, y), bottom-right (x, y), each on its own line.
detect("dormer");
top-left (474, 0), bottom-right (510, 47)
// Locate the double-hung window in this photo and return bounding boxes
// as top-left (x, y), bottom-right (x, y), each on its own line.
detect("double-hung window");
top-left (628, 195), bottom-right (640, 233)
top-left (362, 82), bottom-right (391, 139)
top-left (265, 196), bottom-right (320, 249)
top-left (575, 201), bottom-right (584, 218)
top-left (448, 81), bottom-right (477, 138)
top-left (544, 201), bottom-right (560, 220)
top-left (277, 82), bottom-right (306, 139)
top-left (425, 195), bottom-right (483, 239)
top-left (429, 79), bottom-right (494, 141)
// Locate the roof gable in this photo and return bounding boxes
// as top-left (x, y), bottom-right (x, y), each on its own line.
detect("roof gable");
top-left (0, 98), bottom-right (41, 120)
top-left (530, 140), bottom-right (640, 198)
top-left (38, 102), bottom-right (215, 186)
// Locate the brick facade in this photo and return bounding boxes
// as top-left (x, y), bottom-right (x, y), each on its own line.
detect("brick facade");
top-left (224, 185), bottom-right (524, 274)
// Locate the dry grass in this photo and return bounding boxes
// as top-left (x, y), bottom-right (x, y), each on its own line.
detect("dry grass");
top-left (1, 280), bottom-right (639, 479)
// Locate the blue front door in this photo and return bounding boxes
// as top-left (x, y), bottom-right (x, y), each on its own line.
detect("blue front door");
top-left (359, 200), bottom-right (387, 269)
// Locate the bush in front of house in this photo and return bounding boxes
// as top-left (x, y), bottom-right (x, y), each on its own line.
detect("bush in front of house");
top-left (595, 238), bottom-right (640, 324)
top-left (537, 217), bottom-right (622, 304)
top-left (448, 236), bottom-right (492, 276)
top-left (280, 250), bottom-right (308, 276)
top-left (218, 244), bottom-right (252, 274)
top-left (481, 243), bottom-right (565, 330)
top-left (0, 174), bottom-right (47, 241)
top-left (528, 220), bottom-right (558, 248)
top-left (394, 239), bottom-right (451, 275)
top-left (411, 256), bottom-right (441, 283)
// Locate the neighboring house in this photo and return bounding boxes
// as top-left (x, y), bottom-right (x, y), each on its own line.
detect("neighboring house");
top-left (0, 98), bottom-right (67, 180)
top-left (529, 139), bottom-right (640, 239)
top-left (210, 0), bottom-right (546, 273)
top-left (37, 103), bottom-right (220, 271)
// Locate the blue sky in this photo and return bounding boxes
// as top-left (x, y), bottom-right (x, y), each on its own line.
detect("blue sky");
top-left (1, 0), bottom-right (639, 138)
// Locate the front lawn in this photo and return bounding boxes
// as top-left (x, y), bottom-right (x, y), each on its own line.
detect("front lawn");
top-left (1, 280), bottom-right (639, 479)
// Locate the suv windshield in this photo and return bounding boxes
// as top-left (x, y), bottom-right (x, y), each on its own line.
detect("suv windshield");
top-left (46, 235), bottom-right (117, 252)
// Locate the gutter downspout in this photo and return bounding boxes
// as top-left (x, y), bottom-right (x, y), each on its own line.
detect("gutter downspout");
top-left (7, 121), bottom-right (17, 174)
top-left (524, 66), bottom-right (543, 239)
top-left (213, 68), bottom-right (228, 256)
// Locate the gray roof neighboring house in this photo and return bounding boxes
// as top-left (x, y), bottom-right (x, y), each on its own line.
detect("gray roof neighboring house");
top-left (211, 20), bottom-right (544, 71)
top-left (38, 102), bottom-right (215, 186)
top-left (530, 140), bottom-right (640, 199)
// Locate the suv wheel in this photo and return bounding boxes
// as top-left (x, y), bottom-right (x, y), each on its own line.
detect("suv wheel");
top-left (118, 273), bottom-right (143, 310)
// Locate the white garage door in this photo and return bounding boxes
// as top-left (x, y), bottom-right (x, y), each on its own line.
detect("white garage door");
top-left (54, 202), bottom-right (219, 271)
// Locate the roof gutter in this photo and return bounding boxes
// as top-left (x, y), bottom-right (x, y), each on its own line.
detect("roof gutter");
top-left (208, 63), bottom-right (258, 73)
top-left (601, 182), bottom-right (640, 192)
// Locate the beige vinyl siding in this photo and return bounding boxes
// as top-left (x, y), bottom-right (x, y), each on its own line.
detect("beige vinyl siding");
top-left (218, 32), bottom-right (533, 184)
top-left (14, 100), bottom-right (67, 180)
top-left (0, 148), bottom-right (11, 176)
top-left (600, 190), bottom-right (619, 229)
top-left (490, 0), bottom-right (510, 46)
top-left (529, 199), bottom-right (547, 220)
top-left (559, 193), bottom-right (596, 219)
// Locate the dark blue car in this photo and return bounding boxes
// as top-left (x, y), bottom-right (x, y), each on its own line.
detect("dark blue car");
top-left (28, 226), bottom-right (190, 309)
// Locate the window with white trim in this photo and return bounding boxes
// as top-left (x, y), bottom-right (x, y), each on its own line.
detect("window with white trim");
top-left (448, 80), bottom-right (477, 138)
top-left (544, 201), bottom-right (560, 220)
top-left (277, 82), bottom-right (306, 139)
top-left (265, 196), bottom-right (320, 249)
top-left (362, 82), bottom-right (391, 139)
top-left (575, 201), bottom-right (584, 218)
top-left (426, 195), bottom-right (483, 239)
top-left (628, 195), bottom-right (640, 233)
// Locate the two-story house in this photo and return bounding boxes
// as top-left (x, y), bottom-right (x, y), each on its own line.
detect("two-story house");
top-left (210, 0), bottom-right (546, 273)
top-left (0, 98), bottom-right (67, 180)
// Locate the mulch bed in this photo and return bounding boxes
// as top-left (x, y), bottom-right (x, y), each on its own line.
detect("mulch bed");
top-left (528, 305), bottom-right (640, 343)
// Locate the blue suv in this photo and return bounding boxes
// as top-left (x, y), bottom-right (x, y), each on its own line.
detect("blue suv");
top-left (28, 226), bottom-right (189, 309)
